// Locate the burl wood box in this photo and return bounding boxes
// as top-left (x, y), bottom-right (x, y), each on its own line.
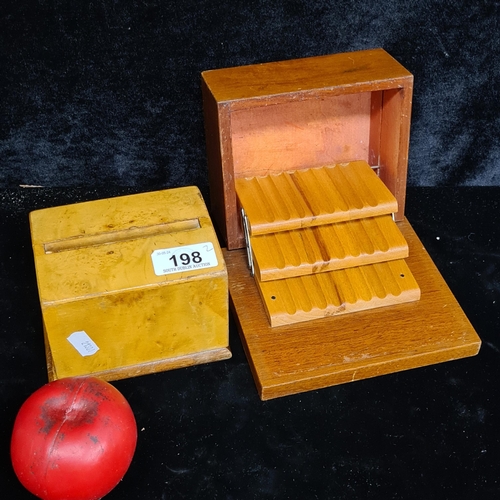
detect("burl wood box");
top-left (30, 187), bottom-right (231, 382)
top-left (201, 48), bottom-right (481, 400)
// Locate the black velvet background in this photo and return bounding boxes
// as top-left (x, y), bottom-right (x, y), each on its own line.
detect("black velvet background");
top-left (2, 0), bottom-right (500, 190)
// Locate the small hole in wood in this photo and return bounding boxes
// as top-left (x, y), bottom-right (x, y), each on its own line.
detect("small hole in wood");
top-left (400, 273), bottom-right (405, 278)
top-left (271, 295), bottom-right (276, 300)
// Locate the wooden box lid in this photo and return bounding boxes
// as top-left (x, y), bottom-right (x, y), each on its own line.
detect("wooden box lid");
top-left (202, 48), bottom-right (413, 250)
top-left (30, 187), bottom-right (225, 302)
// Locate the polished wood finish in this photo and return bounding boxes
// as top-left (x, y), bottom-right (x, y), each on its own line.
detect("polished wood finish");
top-left (237, 160), bottom-right (417, 324)
top-left (235, 161), bottom-right (397, 236)
top-left (202, 48), bottom-right (413, 250)
top-left (224, 219), bottom-right (481, 400)
top-left (203, 49), bottom-right (479, 399)
top-left (30, 187), bottom-right (231, 381)
top-left (251, 215), bottom-right (409, 281)
top-left (256, 257), bottom-right (419, 327)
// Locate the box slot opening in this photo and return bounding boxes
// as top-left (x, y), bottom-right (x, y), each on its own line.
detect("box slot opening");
top-left (44, 219), bottom-right (201, 254)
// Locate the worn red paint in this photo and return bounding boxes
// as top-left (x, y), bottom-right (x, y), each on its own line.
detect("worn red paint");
top-left (11, 377), bottom-right (137, 500)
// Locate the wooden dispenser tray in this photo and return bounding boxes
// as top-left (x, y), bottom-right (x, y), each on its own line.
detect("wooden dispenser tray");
top-left (30, 187), bottom-right (231, 382)
top-left (236, 160), bottom-right (420, 327)
top-left (202, 48), bottom-right (481, 399)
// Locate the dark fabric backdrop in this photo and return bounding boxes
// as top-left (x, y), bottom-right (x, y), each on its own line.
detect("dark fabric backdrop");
top-left (1, 0), bottom-right (500, 191)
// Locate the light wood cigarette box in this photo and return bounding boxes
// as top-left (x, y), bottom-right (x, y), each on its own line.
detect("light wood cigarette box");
top-left (30, 187), bottom-right (231, 382)
top-left (202, 48), bottom-right (481, 399)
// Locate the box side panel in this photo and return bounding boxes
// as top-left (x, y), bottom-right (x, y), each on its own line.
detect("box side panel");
top-left (202, 78), bottom-right (230, 247)
top-left (379, 80), bottom-right (413, 221)
top-left (42, 272), bottom-right (229, 379)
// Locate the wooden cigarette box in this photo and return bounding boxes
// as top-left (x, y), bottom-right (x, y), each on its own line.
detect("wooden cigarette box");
top-left (30, 187), bottom-right (231, 382)
top-left (202, 48), bottom-right (481, 399)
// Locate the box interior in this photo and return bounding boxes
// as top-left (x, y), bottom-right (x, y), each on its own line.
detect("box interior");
top-left (202, 49), bottom-right (412, 250)
top-left (223, 88), bottom-right (408, 249)
top-left (231, 89), bottom-right (405, 177)
top-left (231, 92), bottom-right (373, 176)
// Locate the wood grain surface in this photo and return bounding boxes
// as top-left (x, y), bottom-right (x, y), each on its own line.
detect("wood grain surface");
top-left (31, 187), bottom-right (230, 381)
top-left (202, 48), bottom-right (413, 249)
top-left (224, 218), bottom-right (481, 400)
top-left (235, 161), bottom-right (397, 235)
top-left (251, 215), bottom-right (409, 281)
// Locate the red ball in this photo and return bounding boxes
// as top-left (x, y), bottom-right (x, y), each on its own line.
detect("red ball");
top-left (11, 377), bottom-right (137, 500)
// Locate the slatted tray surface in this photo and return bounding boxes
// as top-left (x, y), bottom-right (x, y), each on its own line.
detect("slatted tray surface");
top-left (251, 214), bottom-right (409, 281)
top-left (257, 258), bottom-right (420, 327)
top-left (236, 160), bottom-right (420, 326)
top-left (235, 160), bottom-right (398, 236)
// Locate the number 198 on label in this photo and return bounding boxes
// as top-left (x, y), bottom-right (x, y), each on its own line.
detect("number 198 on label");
top-left (168, 251), bottom-right (203, 267)
top-left (151, 242), bottom-right (218, 276)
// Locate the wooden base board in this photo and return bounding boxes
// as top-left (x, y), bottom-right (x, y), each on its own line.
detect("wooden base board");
top-left (224, 218), bottom-right (481, 400)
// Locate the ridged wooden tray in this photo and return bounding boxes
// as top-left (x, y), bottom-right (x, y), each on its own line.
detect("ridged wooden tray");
top-left (235, 160), bottom-right (397, 236)
top-left (256, 257), bottom-right (419, 327)
top-left (236, 161), bottom-right (418, 325)
top-left (250, 214), bottom-right (409, 281)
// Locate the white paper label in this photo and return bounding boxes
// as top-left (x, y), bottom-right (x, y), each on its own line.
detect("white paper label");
top-left (151, 242), bottom-right (218, 276)
top-left (67, 331), bottom-right (100, 357)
